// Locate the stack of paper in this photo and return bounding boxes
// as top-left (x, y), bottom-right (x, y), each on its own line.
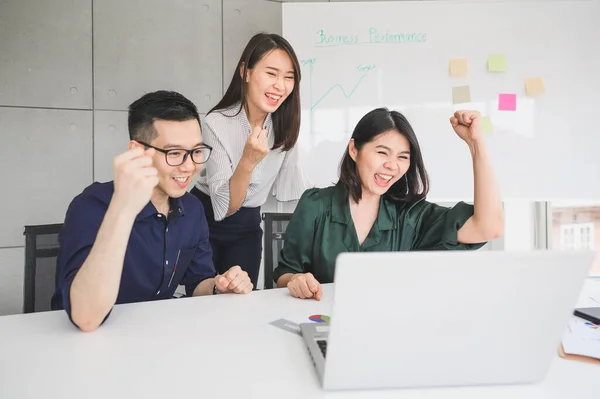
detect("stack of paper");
top-left (562, 317), bottom-right (600, 360)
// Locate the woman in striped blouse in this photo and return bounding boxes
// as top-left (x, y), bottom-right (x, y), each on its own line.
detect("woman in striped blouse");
top-left (191, 33), bottom-right (311, 288)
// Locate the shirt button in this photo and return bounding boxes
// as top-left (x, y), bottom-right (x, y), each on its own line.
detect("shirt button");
top-left (166, 260), bottom-right (169, 265)
top-left (157, 214), bottom-right (162, 218)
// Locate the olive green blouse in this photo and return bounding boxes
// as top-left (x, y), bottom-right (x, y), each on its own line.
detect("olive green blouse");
top-left (273, 183), bottom-right (486, 284)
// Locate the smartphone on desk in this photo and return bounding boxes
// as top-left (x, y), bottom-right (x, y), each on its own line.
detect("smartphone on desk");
top-left (574, 307), bottom-right (600, 325)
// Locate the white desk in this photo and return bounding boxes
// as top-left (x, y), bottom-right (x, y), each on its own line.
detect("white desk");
top-left (1, 281), bottom-right (599, 399)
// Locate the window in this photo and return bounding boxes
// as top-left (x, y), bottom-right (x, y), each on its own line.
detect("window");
top-left (560, 223), bottom-right (594, 250)
top-left (550, 201), bottom-right (600, 276)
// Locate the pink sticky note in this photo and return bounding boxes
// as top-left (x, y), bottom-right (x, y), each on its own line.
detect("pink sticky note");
top-left (498, 93), bottom-right (516, 111)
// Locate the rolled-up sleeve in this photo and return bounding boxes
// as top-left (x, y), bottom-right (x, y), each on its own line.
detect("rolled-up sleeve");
top-left (273, 144), bottom-right (313, 202)
top-left (180, 204), bottom-right (217, 296)
top-left (203, 122), bottom-right (235, 221)
top-left (411, 201), bottom-right (487, 250)
top-left (52, 194), bottom-right (109, 324)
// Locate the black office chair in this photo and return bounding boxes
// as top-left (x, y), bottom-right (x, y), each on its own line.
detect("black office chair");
top-left (262, 213), bottom-right (292, 289)
top-left (23, 223), bottom-right (63, 313)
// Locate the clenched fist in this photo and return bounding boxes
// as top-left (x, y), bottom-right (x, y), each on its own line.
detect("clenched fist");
top-left (215, 265), bottom-right (253, 294)
top-left (287, 273), bottom-right (322, 301)
top-left (449, 110), bottom-right (483, 145)
top-left (241, 125), bottom-right (270, 168)
top-left (112, 147), bottom-right (159, 215)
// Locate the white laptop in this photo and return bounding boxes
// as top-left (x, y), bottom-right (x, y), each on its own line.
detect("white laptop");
top-left (300, 250), bottom-right (594, 391)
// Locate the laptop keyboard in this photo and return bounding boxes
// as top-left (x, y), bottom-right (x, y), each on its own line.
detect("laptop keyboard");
top-left (316, 339), bottom-right (327, 358)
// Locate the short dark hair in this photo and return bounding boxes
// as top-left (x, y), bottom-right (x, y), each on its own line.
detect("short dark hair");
top-left (210, 33), bottom-right (301, 152)
top-left (339, 108), bottom-right (430, 205)
top-left (128, 90), bottom-right (201, 142)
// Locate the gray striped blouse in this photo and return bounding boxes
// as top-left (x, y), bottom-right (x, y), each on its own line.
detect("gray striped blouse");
top-left (194, 102), bottom-right (312, 221)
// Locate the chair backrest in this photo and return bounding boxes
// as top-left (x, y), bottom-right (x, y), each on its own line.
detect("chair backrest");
top-left (262, 213), bottom-right (292, 289)
top-left (23, 223), bottom-right (63, 313)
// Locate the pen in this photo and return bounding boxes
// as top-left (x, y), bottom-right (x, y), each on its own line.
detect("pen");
top-left (167, 249), bottom-right (180, 288)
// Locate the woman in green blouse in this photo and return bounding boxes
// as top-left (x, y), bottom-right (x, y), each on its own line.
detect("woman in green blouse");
top-left (273, 108), bottom-right (504, 300)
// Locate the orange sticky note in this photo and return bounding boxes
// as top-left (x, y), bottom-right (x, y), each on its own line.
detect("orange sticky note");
top-left (452, 85), bottom-right (471, 104)
top-left (525, 77), bottom-right (545, 96)
top-left (449, 58), bottom-right (468, 77)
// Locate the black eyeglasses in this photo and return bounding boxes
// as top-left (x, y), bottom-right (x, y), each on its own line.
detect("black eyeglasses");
top-left (136, 141), bottom-right (212, 166)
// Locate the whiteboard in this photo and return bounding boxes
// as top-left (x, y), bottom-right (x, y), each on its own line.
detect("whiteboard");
top-left (282, 0), bottom-right (600, 201)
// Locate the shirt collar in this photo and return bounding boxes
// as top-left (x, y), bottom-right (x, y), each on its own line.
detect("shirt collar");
top-left (135, 196), bottom-right (186, 221)
top-left (330, 182), bottom-right (397, 231)
top-left (168, 196), bottom-right (186, 218)
top-left (224, 102), bottom-right (273, 133)
top-left (331, 183), bottom-right (351, 224)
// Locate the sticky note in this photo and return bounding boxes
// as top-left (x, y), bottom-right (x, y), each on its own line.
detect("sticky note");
top-left (525, 77), bottom-right (545, 96)
top-left (452, 85), bottom-right (471, 104)
top-left (449, 58), bottom-right (468, 77)
top-left (481, 116), bottom-right (493, 133)
top-left (498, 93), bottom-right (517, 111)
top-left (488, 55), bottom-right (507, 72)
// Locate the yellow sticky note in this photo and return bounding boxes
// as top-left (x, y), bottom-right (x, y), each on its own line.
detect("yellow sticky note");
top-left (488, 54), bottom-right (507, 72)
top-left (452, 85), bottom-right (471, 104)
top-left (525, 77), bottom-right (545, 96)
top-left (449, 58), bottom-right (468, 77)
top-left (482, 116), bottom-right (493, 133)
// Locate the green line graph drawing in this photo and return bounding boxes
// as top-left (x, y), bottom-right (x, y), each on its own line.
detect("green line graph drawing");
top-left (301, 58), bottom-right (375, 111)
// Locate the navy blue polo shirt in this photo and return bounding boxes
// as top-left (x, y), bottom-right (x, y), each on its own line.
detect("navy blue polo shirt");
top-left (51, 181), bottom-right (216, 320)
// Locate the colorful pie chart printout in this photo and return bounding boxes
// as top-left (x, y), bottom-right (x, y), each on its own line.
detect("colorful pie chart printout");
top-left (309, 314), bottom-right (331, 323)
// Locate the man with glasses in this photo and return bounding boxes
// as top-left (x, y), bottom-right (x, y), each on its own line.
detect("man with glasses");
top-left (51, 91), bottom-right (253, 332)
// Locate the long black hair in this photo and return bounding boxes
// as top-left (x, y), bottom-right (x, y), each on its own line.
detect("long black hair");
top-left (209, 33), bottom-right (301, 151)
top-left (339, 108), bottom-right (430, 204)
